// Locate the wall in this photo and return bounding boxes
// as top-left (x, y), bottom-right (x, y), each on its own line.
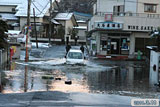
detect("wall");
top-left (19, 17), bottom-right (43, 31)
top-left (96, 0), bottom-right (124, 13)
top-left (65, 19), bottom-right (74, 41)
top-left (0, 5), bottom-right (16, 13)
top-left (77, 29), bottom-right (86, 42)
top-left (114, 16), bottom-right (160, 32)
top-left (125, 0), bottom-right (137, 13)
top-left (149, 50), bottom-right (160, 85)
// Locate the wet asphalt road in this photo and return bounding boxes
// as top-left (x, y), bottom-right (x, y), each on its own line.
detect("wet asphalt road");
top-left (0, 91), bottom-right (134, 107)
top-left (0, 45), bottom-right (160, 106)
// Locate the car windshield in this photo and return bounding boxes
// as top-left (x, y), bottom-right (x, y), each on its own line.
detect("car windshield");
top-left (68, 52), bottom-right (83, 59)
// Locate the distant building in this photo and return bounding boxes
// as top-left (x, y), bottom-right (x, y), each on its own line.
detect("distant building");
top-left (0, 0), bottom-right (59, 39)
top-left (72, 12), bottom-right (92, 44)
top-left (73, 12), bottom-right (92, 21)
top-left (53, 13), bottom-right (78, 44)
top-left (88, 0), bottom-right (159, 58)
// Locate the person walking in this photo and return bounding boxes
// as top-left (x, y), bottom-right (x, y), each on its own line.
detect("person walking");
top-left (80, 44), bottom-right (84, 54)
top-left (66, 44), bottom-right (71, 55)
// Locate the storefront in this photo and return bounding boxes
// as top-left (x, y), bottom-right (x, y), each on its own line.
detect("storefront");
top-left (93, 31), bottom-right (130, 56)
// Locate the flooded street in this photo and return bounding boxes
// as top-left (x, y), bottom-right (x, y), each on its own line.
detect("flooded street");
top-left (0, 46), bottom-right (160, 99)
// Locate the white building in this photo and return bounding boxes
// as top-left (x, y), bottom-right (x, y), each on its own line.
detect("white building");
top-left (53, 13), bottom-right (78, 44)
top-left (88, 0), bottom-right (160, 58)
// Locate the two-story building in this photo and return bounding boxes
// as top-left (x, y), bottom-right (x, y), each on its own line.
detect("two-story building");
top-left (88, 0), bottom-right (160, 58)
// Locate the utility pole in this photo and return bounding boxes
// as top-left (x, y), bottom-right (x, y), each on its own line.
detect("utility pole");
top-left (33, 8), bottom-right (38, 48)
top-left (25, 0), bottom-right (31, 62)
top-left (124, 0), bottom-right (126, 13)
top-left (49, 0), bottom-right (52, 44)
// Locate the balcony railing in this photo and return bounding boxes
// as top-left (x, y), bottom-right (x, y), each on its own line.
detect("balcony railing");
top-left (95, 12), bottom-right (160, 19)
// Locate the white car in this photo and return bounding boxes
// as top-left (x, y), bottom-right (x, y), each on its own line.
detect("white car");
top-left (66, 49), bottom-right (85, 65)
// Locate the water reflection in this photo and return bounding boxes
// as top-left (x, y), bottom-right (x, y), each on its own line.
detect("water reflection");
top-left (0, 71), bottom-right (8, 93)
top-left (86, 64), bottom-right (153, 96)
top-left (1, 60), bottom-right (159, 97)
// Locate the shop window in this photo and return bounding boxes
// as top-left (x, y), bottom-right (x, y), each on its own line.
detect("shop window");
top-left (128, 26), bottom-right (131, 29)
top-left (97, 24), bottom-right (100, 27)
top-left (117, 24), bottom-right (120, 28)
top-left (136, 26), bottom-right (139, 30)
top-left (101, 41), bottom-right (107, 51)
top-left (121, 38), bottom-right (129, 50)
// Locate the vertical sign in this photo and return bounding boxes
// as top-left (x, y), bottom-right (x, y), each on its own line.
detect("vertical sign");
top-left (105, 14), bottom-right (113, 21)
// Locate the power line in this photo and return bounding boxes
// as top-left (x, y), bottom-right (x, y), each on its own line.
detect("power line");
top-left (31, 1), bottom-right (50, 16)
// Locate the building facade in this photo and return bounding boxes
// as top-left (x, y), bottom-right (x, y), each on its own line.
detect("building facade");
top-left (88, 0), bottom-right (160, 58)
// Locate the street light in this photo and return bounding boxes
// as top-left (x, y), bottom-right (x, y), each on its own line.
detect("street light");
top-left (150, 29), bottom-right (160, 51)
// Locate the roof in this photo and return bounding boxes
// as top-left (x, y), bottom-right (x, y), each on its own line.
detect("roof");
top-left (54, 13), bottom-right (73, 20)
top-left (73, 12), bottom-right (92, 17)
top-left (0, 13), bottom-right (18, 20)
top-left (51, 19), bottom-right (60, 24)
top-left (16, 0), bottom-right (55, 17)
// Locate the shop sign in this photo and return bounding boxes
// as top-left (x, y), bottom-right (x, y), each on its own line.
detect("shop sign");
top-left (101, 35), bottom-right (107, 40)
top-left (95, 22), bottom-right (123, 30)
top-left (105, 14), bottom-right (113, 21)
top-left (127, 25), bottom-right (155, 31)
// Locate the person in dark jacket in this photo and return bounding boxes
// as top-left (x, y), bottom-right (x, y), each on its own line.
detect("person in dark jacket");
top-left (80, 44), bottom-right (84, 53)
top-left (66, 44), bottom-right (71, 55)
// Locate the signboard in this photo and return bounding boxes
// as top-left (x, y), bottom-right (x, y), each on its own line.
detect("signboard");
top-left (127, 25), bottom-right (154, 31)
top-left (95, 22), bottom-right (123, 30)
top-left (101, 34), bottom-right (108, 40)
top-left (105, 14), bottom-right (113, 21)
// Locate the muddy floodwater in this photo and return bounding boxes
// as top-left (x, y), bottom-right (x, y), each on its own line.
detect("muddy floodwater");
top-left (0, 46), bottom-right (160, 99)
top-left (0, 59), bottom-right (160, 98)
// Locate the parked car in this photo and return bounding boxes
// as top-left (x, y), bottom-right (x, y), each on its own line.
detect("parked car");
top-left (66, 49), bottom-right (85, 65)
